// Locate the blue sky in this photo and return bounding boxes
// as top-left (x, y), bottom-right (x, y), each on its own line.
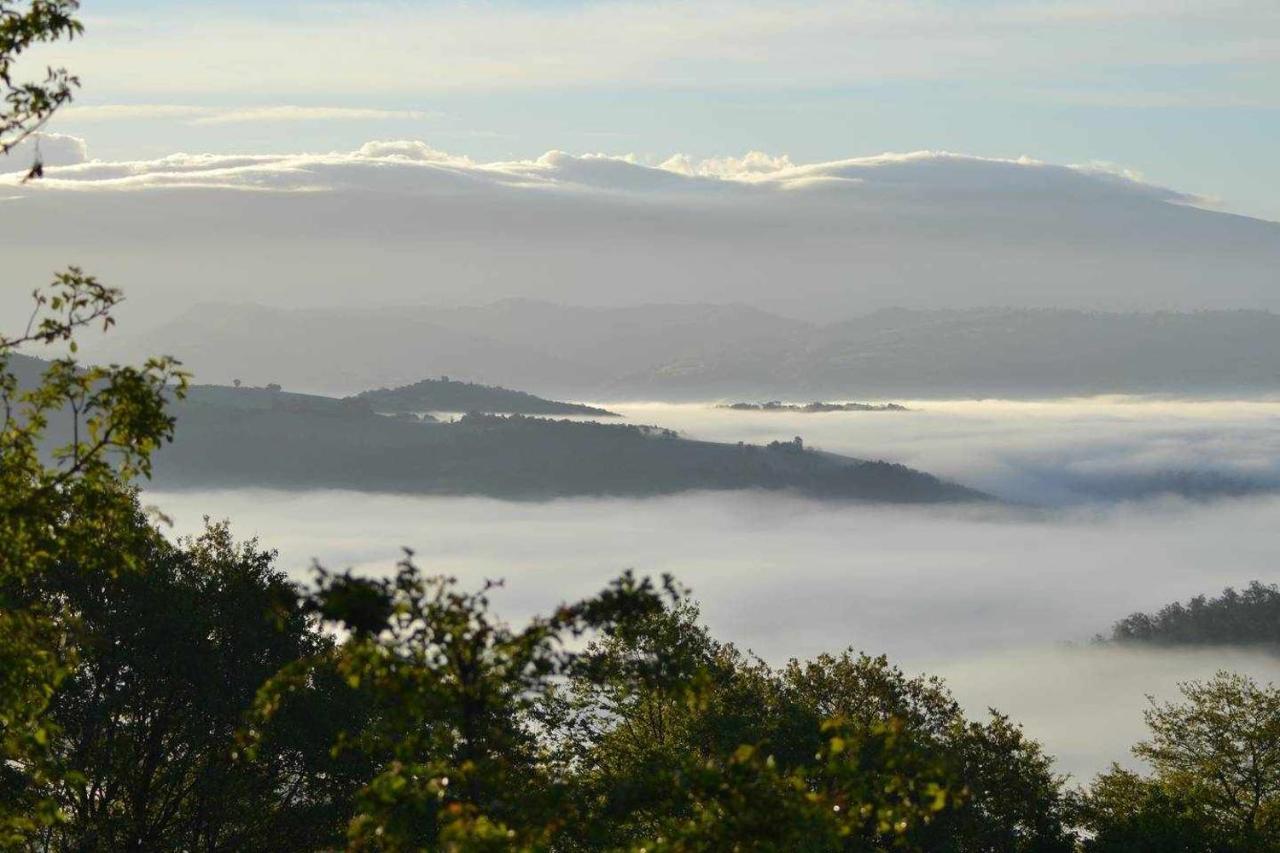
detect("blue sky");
top-left (32, 0), bottom-right (1280, 220)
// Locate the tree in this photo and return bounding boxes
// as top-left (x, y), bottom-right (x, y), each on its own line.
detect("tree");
top-left (245, 558), bottom-right (678, 849)
top-left (25, 518), bottom-right (367, 851)
top-left (1078, 672), bottom-right (1280, 852)
top-left (549, 603), bottom-right (1067, 851)
top-left (1106, 582), bottom-right (1280, 650)
top-left (1, 3), bottom-right (190, 838)
top-left (1075, 765), bottom-right (1219, 853)
top-left (1, 0), bottom-right (82, 179)
top-left (1, 279), bottom-right (187, 840)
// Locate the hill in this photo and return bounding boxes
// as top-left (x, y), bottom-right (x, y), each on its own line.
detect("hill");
top-left (149, 385), bottom-right (984, 503)
top-left (350, 376), bottom-right (616, 417)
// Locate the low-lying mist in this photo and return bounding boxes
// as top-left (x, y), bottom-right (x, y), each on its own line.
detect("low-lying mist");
top-left (608, 398), bottom-right (1280, 504)
top-left (147, 487), bottom-right (1280, 780)
top-left (144, 397), bottom-right (1280, 780)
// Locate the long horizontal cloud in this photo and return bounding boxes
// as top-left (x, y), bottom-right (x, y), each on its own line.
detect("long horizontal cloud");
top-left (0, 136), bottom-right (1198, 202)
top-left (57, 104), bottom-right (437, 125)
top-left (2, 137), bottom-right (1277, 327)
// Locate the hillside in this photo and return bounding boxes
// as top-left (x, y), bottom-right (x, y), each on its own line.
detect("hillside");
top-left (151, 386), bottom-right (984, 503)
top-left (350, 376), bottom-right (617, 417)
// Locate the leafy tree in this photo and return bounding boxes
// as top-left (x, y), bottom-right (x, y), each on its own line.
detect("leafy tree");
top-left (1, 0), bottom-right (81, 177)
top-left (25, 518), bottom-right (366, 851)
top-left (551, 603), bottom-right (1069, 851)
top-left (1075, 765), bottom-right (1222, 853)
top-left (1, 279), bottom-right (187, 840)
top-left (1078, 672), bottom-right (1280, 852)
top-left (1, 4), bottom-right (189, 837)
top-left (246, 559), bottom-right (678, 850)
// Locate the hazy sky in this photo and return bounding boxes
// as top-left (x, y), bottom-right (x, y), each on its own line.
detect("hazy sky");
top-left (22, 0), bottom-right (1280, 221)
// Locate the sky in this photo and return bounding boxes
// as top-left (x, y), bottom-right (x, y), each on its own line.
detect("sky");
top-left (22, 0), bottom-right (1280, 222)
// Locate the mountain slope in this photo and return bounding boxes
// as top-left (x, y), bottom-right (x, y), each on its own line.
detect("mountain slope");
top-left (152, 387), bottom-right (984, 503)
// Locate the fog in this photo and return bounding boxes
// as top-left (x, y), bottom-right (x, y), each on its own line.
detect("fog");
top-left (143, 397), bottom-right (1280, 781)
top-left (611, 397), bottom-right (1280, 504)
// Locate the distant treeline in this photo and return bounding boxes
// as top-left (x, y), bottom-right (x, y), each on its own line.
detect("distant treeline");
top-left (721, 401), bottom-right (908, 413)
top-left (1105, 581), bottom-right (1280, 649)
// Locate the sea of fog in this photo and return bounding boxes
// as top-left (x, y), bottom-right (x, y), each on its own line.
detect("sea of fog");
top-left (148, 397), bottom-right (1280, 782)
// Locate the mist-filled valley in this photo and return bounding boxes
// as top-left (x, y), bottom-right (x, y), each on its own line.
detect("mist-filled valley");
top-left (7, 2), bottom-right (1280, 845)
top-left (145, 397), bottom-right (1280, 781)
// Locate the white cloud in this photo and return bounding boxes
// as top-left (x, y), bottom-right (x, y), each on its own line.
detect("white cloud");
top-left (59, 104), bottom-right (209, 122)
top-left (0, 139), bottom-right (1195, 202)
top-left (1, 132), bottom-right (88, 168)
top-left (1, 139), bottom-right (1275, 329)
top-left (59, 104), bottom-right (435, 125)
top-left (191, 106), bottom-right (434, 125)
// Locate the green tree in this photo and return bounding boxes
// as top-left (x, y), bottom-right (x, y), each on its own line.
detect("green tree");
top-left (1, 278), bottom-right (187, 841)
top-left (1076, 765), bottom-right (1221, 853)
top-left (1078, 672), bottom-right (1280, 852)
top-left (550, 603), bottom-right (1065, 851)
top-left (25, 518), bottom-right (366, 851)
top-left (1, 0), bottom-right (81, 171)
top-left (1, 3), bottom-right (188, 838)
top-left (246, 559), bottom-right (677, 850)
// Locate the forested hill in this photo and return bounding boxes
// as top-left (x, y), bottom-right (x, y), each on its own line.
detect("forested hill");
top-left (349, 376), bottom-right (617, 416)
top-left (153, 392), bottom-right (985, 503)
top-left (1103, 582), bottom-right (1280, 650)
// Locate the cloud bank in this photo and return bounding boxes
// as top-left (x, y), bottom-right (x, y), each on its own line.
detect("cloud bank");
top-left (0, 139), bottom-right (1196, 200)
top-left (1, 132), bottom-right (88, 169)
top-left (145, 485), bottom-right (1280, 780)
top-left (610, 399), bottom-right (1280, 505)
top-left (4, 138), bottom-right (1276, 326)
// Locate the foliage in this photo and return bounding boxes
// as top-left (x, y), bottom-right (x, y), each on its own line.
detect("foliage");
top-left (1077, 672), bottom-right (1280, 852)
top-left (22, 518), bottom-right (366, 850)
top-left (1075, 766), bottom-right (1222, 852)
top-left (553, 602), bottom-right (1072, 851)
top-left (1106, 582), bottom-right (1280, 650)
top-left (245, 558), bottom-right (679, 850)
top-left (0, 0), bottom-right (81, 176)
top-left (0, 276), bottom-right (187, 841)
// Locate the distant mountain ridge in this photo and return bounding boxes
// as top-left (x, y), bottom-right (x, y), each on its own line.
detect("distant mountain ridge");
top-left (85, 302), bottom-right (1280, 399)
